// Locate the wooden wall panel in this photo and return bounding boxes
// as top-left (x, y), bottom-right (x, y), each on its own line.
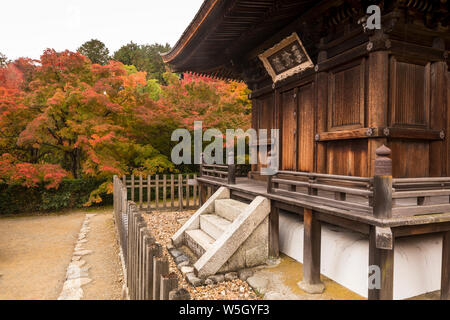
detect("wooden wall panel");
top-left (281, 90), bottom-right (296, 170)
top-left (326, 140), bottom-right (368, 177)
top-left (255, 93), bottom-right (274, 173)
top-left (389, 58), bottom-right (430, 127)
top-left (429, 61), bottom-right (448, 177)
top-left (328, 59), bottom-right (365, 131)
top-left (297, 82), bottom-right (315, 172)
top-left (390, 141), bottom-right (429, 178)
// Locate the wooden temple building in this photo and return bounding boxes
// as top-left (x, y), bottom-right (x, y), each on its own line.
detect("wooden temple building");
top-left (162, 0), bottom-right (450, 300)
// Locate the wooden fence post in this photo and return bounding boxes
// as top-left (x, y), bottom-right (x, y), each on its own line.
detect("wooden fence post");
top-left (155, 175), bottom-right (159, 209)
top-left (369, 145), bottom-right (394, 300)
top-left (227, 150), bottom-right (236, 184)
top-left (169, 288), bottom-right (191, 300)
top-left (185, 174), bottom-right (190, 207)
top-left (163, 174), bottom-right (167, 209)
top-left (178, 174), bottom-right (183, 211)
top-left (144, 242), bottom-right (162, 300)
top-left (131, 174), bottom-right (135, 202)
top-left (153, 258), bottom-right (169, 300)
top-left (160, 273), bottom-right (178, 300)
top-left (171, 174), bottom-right (175, 209)
top-left (147, 175), bottom-right (151, 210)
top-left (139, 175), bottom-right (143, 209)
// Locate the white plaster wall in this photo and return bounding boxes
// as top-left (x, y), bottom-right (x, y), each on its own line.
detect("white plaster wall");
top-left (279, 211), bottom-right (442, 299)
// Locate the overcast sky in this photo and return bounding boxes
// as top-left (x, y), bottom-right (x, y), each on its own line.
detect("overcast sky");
top-left (0, 0), bottom-right (204, 60)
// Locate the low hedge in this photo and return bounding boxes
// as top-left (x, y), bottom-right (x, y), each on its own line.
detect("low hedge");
top-left (0, 178), bottom-right (113, 215)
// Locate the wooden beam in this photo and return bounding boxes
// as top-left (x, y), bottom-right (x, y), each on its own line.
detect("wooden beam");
top-left (368, 226), bottom-right (394, 300)
top-left (298, 208), bottom-right (324, 294)
top-left (269, 203), bottom-right (279, 258)
top-left (441, 231), bottom-right (450, 300)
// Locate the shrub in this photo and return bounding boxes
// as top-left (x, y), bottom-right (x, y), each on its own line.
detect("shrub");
top-left (0, 178), bottom-right (112, 215)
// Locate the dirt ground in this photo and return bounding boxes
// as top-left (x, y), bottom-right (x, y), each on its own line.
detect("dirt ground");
top-left (81, 213), bottom-right (123, 300)
top-left (0, 208), bottom-right (122, 300)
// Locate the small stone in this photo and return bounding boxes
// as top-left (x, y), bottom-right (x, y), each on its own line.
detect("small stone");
top-left (204, 279), bottom-right (214, 286)
top-left (73, 250), bottom-right (93, 256)
top-left (72, 256), bottom-right (81, 262)
top-left (86, 214), bottom-right (96, 218)
top-left (67, 267), bottom-right (90, 280)
top-left (247, 275), bottom-right (269, 295)
top-left (175, 255), bottom-right (189, 264)
top-left (186, 273), bottom-right (203, 287)
top-left (166, 243), bottom-right (174, 251)
top-left (63, 277), bottom-right (92, 288)
top-left (264, 291), bottom-right (285, 300)
top-left (208, 274), bottom-right (225, 284)
top-left (181, 266), bottom-right (194, 275)
top-left (177, 260), bottom-right (189, 268)
top-left (238, 269), bottom-right (254, 281)
top-left (298, 281), bottom-right (325, 294)
top-left (170, 249), bottom-right (183, 259)
top-left (77, 239), bottom-right (87, 244)
top-left (224, 272), bottom-right (238, 281)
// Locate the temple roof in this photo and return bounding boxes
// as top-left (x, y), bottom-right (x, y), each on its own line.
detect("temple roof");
top-left (161, 0), bottom-right (321, 80)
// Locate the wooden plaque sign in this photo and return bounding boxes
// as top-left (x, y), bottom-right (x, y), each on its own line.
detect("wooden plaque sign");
top-left (258, 33), bottom-right (314, 83)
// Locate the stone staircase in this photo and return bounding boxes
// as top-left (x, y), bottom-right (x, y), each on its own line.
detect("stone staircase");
top-left (171, 187), bottom-right (270, 279)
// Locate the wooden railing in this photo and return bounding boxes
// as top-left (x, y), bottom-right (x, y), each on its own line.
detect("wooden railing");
top-left (199, 152), bottom-right (250, 185)
top-left (113, 176), bottom-right (190, 300)
top-left (267, 171), bottom-right (373, 215)
top-left (266, 146), bottom-right (450, 219)
top-left (392, 177), bottom-right (450, 217)
top-left (121, 174), bottom-right (199, 211)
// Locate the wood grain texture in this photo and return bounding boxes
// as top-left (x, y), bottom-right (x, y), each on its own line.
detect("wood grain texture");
top-left (297, 82), bottom-right (315, 172)
top-left (327, 59), bottom-right (365, 131)
top-left (281, 89), bottom-right (296, 170)
top-left (368, 226), bottom-right (394, 300)
top-left (326, 140), bottom-right (368, 177)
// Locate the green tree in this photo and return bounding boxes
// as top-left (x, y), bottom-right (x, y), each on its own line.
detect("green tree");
top-left (113, 42), bottom-right (171, 84)
top-left (77, 39), bottom-right (110, 65)
top-left (0, 52), bottom-right (9, 67)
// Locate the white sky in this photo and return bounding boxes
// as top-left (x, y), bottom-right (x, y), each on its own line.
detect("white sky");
top-left (0, 0), bottom-right (204, 60)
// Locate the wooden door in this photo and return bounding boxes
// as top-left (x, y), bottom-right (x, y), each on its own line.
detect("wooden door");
top-left (281, 90), bottom-right (297, 170)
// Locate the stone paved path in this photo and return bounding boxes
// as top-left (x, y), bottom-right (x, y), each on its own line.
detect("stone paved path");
top-left (0, 209), bottom-right (122, 300)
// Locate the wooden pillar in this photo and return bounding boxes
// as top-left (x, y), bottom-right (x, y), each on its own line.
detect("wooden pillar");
top-left (298, 208), bottom-right (324, 294)
top-left (268, 203), bottom-right (279, 258)
top-left (368, 226), bottom-right (394, 300)
top-left (315, 39), bottom-right (328, 173)
top-left (373, 145), bottom-right (392, 219)
top-left (441, 231), bottom-right (450, 300)
top-left (367, 47), bottom-right (389, 176)
top-left (368, 145), bottom-right (394, 300)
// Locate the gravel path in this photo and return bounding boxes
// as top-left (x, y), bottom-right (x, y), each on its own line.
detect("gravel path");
top-left (144, 210), bottom-right (258, 300)
top-left (0, 209), bottom-right (123, 300)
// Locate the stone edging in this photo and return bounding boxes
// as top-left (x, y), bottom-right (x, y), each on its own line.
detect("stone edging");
top-left (57, 214), bottom-right (95, 300)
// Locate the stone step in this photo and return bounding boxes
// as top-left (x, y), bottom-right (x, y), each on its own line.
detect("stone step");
top-left (185, 229), bottom-right (215, 257)
top-left (200, 214), bottom-right (232, 240)
top-left (215, 199), bottom-right (248, 222)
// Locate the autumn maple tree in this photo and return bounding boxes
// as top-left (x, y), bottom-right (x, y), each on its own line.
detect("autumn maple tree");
top-left (0, 47), bottom-right (251, 204)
